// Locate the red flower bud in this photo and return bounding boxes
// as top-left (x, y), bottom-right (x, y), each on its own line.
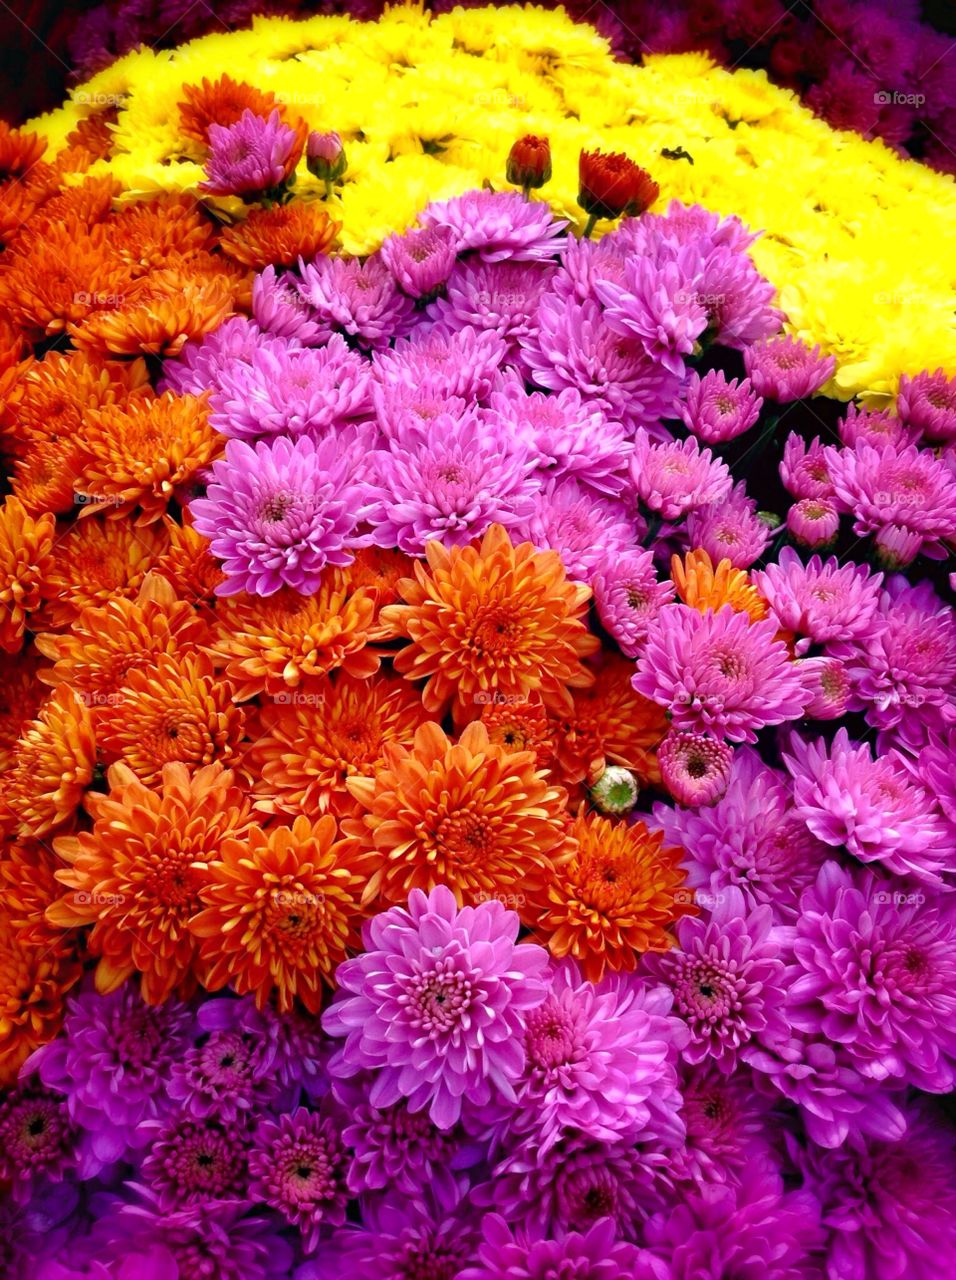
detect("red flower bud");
top-left (506, 134), bottom-right (552, 191)
top-left (577, 149), bottom-right (659, 221)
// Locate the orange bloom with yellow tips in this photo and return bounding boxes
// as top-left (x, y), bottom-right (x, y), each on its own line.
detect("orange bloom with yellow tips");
top-left (2, 685), bottom-right (96, 839)
top-left (74, 392), bottom-right (222, 525)
top-left (190, 813), bottom-right (365, 1014)
top-left (479, 692), bottom-right (554, 771)
top-left (0, 905), bottom-right (80, 1087)
top-left (536, 811), bottom-right (694, 982)
top-left (0, 121), bottom-right (47, 181)
top-left (672, 549), bottom-right (768, 624)
top-left (380, 523), bottom-right (598, 719)
top-left (97, 651), bottom-right (247, 787)
top-left (342, 719), bottom-right (572, 914)
top-left (107, 195), bottom-right (217, 275)
top-left (48, 761), bottom-right (254, 1004)
top-left (153, 516), bottom-right (226, 606)
top-left (211, 579), bottom-right (380, 701)
top-left (0, 838), bottom-right (85, 961)
top-left (0, 496), bottom-right (55, 654)
top-left (219, 202), bottom-right (340, 269)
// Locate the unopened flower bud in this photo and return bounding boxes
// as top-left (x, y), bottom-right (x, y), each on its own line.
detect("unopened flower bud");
top-left (507, 134), bottom-right (551, 194)
top-left (590, 765), bottom-right (639, 814)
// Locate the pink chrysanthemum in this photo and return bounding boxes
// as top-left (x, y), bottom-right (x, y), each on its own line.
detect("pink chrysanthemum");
top-left (779, 433), bottom-right (835, 499)
top-left (521, 296), bottom-right (682, 433)
top-left (418, 190), bottom-right (567, 262)
top-left (296, 253), bottom-right (416, 350)
top-left (428, 259), bottom-right (557, 362)
top-left (629, 432), bottom-right (731, 521)
top-left (0, 1082), bottom-right (77, 1204)
top-left (786, 497), bottom-right (840, 548)
top-left (167, 1001), bottom-right (279, 1122)
top-left (191, 433), bottom-right (367, 595)
top-left (753, 547), bottom-right (882, 653)
top-left (595, 253), bottom-right (708, 376)
top-left (512, 479), bottom-right (641, 583)
top-left (322, 886), bottom-right (549, 1129)
top-left (160, 315), bottom-right (271, 396)
top-left (675, 1064), bottom-right (776, 1188)
top-left (459, 1215), bottom-right (650, 1280)
top-left (783, 728), bottom-right (950, 883)
top-left (591, 548), bottom-right (674, 658)
top-left (633, 604), bottom-right (810, 743)
top-left (252, 266), bottom-right (327, 346)
top-left (838, 402), bottom-right (915, 450)
top-left (797, 655), bottom-right (852, 720)
top-left (380, 225), bottom-right (458, 300)
top-left (139, 1112), bottom-right (250, 1210)
top-left (373, 325), bottom-right (506, 403)
top-left (210, 336), bottom-right (371, 440)
top-left (897, 367), bottom-right (956, 443)
top-left (743, 335), bottom-right (835, 402)
top-left (826, 440), bottom-right (956, 564)
top-left (658, 732), bottom-right (734, 807)
top-left (201, 108), bottom-right (302, 198)
top-left (681, 370), bottom-right (763, 444)
top-left (361, 413), bottom-right (537, 554)
top-left (685, 482), bottom-right (772, 569)
top-left (248, 1110), bottom-right (349, 1251)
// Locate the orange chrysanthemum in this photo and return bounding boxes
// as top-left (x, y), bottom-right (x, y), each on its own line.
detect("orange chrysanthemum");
top-left (479, 692), bottom-right (555, 771)
top-left (2, 685), bottom-right (96, 839)
top-left (0, 122), bottom-right (47, 181)
top-left (0, 315), bottom-right (24, 373)
top-left (0, 906), bottom-right (79, 1086)
top-left (550, 655), bottom-right (669, 791)
top-left (74, 392), bottom-right (222, 524)
top-left (107, 195), bottom-right (216, 274)
top-left (250, 671), bottom-right (427, 819)
top-left (212, 580), bottom-right (380, 701)
top-left (381, 524), bottom-right (599, 718)
top-left (97, 651), bottom-right (247, 786)
top-left (0, 496), bottom-right (55, 653)
top-left (65, 111), bottom-right (118, 162)
top-left (67, 269), bottom-right (236, 357)
top-left (342, 719), bottom-right (572, 914)
top-left (12, 434), bottom-right (86, 516)
top-left (48, 761), bottom-right (254, 1004)
top-left (190, 813), bottom-right (365, 1013)
top-left (219, 202), bottom-right (340, 269)
top-left (0, 650), bottom-right (44, 773)
top-left (536, 811), bottom-right (694, 982)
top-left (153, 516), bottom-right (226, 604)
top-left (179, 75), bottom-right (284, 147)
top-left (30, 174), bottom-right (121, 233)
top-left (672, 549), bottom-right (768, 623)
top-left (0, 838), bottom-right (85, 960)
top-left (34, 518), bottom-right (169, 631)
top-left (0, 179), bottom-right (40, 250)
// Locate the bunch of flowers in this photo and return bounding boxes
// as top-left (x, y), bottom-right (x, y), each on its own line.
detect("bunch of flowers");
top-left (0, 5), bottom-right (955, 1278)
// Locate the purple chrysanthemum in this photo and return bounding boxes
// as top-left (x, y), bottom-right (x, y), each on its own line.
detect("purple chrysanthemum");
top-left (783, 861), bottom-right (956, 1092)
top-left (159, 315), bottom-right (271, 396)
top-left (685, 481), bottom-right (772, 569)
top-left (459, 1214), bottom-right (653, 1280)
top-left (783, 728), bottom-right (950, 883)
top-left (310, 1211), bottom-right (476, 1280)
top-left (675, 1063), bottom-right (777, 1189)
top-left (191, 433), bottom-right (367, 596)
top-left (296, 253), bottom-right (416, 350)
top-left (322, 885), bottom-right (549, 1129)
top-left (681, 369), bottom-right (763, 444)
top-left (591, 548), bottom-right (674, 657)
top-left (743, 335), bottom-right (835, 402)
top-left (372, 381), bottom-right (469, 440)
top-left (201, 108), bottom-right (301, 198)
top-left (381, 225), bottom-right (458, 300)
top-left (248, 1109), bottom-right (348, 1250)
top-left (0, 1082), bottom-right (77, 1204)
top-left (654, 748), bottom-right (830, 923)
top-left (897, 367), bottom-right (956, 443)
top-left (138, 1112), bottom-right (249, 1210)
top-left (511, 479), bottom-right (641, 583)
top-left (643, 887), bottom-right (790, 1073)
top-left (838, 401), bottom-right (915, 449)
top-left (633, 604), bottom-right (810, 743)
top-left (595, 252), bottom-right (708, 377)
top-left (753, 547), bottom-right (882, 653)
top-left (418, 190), bottom-right (567, 262)
top-left (252, 265), bottom-right (327, 345)
top-left (786, 496), bottom-right (840, 548)
top-left (779, 433), bottom-right (835, 499)
top-left (658, 731), bottom-right (734, 808)
top-left (166, 1000), bottom-right (279, 1120)
top-left (361, 413), bottom-right (537, 553)
top-left (210, 336), bottom-right (371, 440)
top-left (373, 325), bottom-right (507, 403)
top-left (629, 432), bottom-right (731, 521)
top-left (428, 259), bottom-right (558, 362)
top-left (797, 655), bottom-right (852, 720)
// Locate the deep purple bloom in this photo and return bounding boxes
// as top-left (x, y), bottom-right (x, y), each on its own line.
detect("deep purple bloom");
top-left (0, 1082), bottom-right (77, 1203)
top-left (248, 1109), bottom-right (348, 1250)
top-left (166, 999), bottom-right (280, 1120)
top-left (138, 1112), bottom-right (249, 1210)
top-left (418, 190), bottom-right (567, 262)
top-left (675, 1064), bottom-right (777, 1188)
top-left (459, 1214), bottom-right (655, 1280)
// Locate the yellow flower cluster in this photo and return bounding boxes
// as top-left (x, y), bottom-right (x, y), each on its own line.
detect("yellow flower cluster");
top-left (29, 3), bottom-right (956, 399)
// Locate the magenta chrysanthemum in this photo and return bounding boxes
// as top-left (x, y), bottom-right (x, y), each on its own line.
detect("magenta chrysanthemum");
top-left (512, 479), bottom-right (641, 583)
top-left (159, 315), bottom-right (270, 396)
top-left (685, 482), bottom-right (772, 569)
top-left (897, 367), bottom-right (956, 443)
top-left (381, 225), bottom-right (458, 300)
top-left (428, 259), bottom-right (557, 361)
top-left (0, 1082), bottom-right (77, 1203)
top-left (418, 190), bottom-right (567, 262)
top-left (592, 548), bottom-right (674, 658)
top-left (675, 1064), bottom-right (776, 1188)
top-left (779, 433), bottom-right (835, 499)
top-left (595, 253), bottom-right (708, 376)
top-left (658, 731), bottom-right (734, 807)
top-left (459, 1214), bottom-right (650, 1280)
top-left (373, 325), bottom-right (506, 403)
top-left (633, 604), bottom-right (810, 743)
top-left (838, 401), bottom-right (915, 449)
top-left (248, 1109), bottom-right (348, 1250)
top-left (786, 496), bottom-right (840, 548)
top-left (167, 1000), bottom-right (279, 1121)
top-left (797, 655), bottom-right (852, 720)
top-left (629, 432), bottom-right (732, 521)
top-left (743, 335), bottom-right (835, 402)
top-left (252, 266), bottom-right (327, 346)
top-left (200, 108), bottom-right (301, 197)
top-left (681, 369), bottom-right (763, 444)
top-left (322, 886), bottom-right (549, 1129)
top-left (296, 253), bottom-right (416, 350)
top-left (754, 547), bottom-right (882, 653)
top-left (138, 1112), bottom-right (249, 1210)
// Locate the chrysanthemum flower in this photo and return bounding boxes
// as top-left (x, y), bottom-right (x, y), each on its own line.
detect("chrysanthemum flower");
top-left (373, 325), bottom-right (506, 404)
top-left (160, 315), bottom-right (264, 396)
top-left (0, 1082), bottom-right (76, 1204)
top-left (249, 1110), bottom-right (349, 1250)
top-left (754, 548), bottom-right (882, 652)
top-left (685, 482), bottom-right (773, 570)
top-left (786, 496), bottom-right (840, 548)
top-left (219, 202), bottom-right (339, 268)
top-left (0, 651), bottom-right (43, 774)
top-left (68, 270), bottom-right (237, 358)
top-left (596, 252), bottom-right (707, 376)
top-left (340, 545), bottom-right (415, 615)
top-left (0, 898), bottom-right (80, 1085)
top-left (0, 497), bottom-right (55, 653)
top-left (643, 887), bottom-right (790, 1073)
top-left (671, 549), bottom-right (768, 623)
top-left (779, 433), bottom-right (835, 499)
top-left (297, 254), bottom-right (415, 351)
top-left (342, 720), bottom-right (571, 911)
top-left (381, 225), bottom-right (457, 300)
top-left (629, 431), bottom-right (732, 521)
top-left (826, 439), bottom-right (956, 564)
top-left (3, 686), bottom-right (96, 839)
top-left (153, 516), bottom-right (226, 604)
top-left (210, 337), bottom-right (371, 440)
top-left (536, 811), bottom-right (693, 981)
top-left (74, 391), bottom-right (221, 525)
top-left (512, 479), bottom-right (641, 584)
top-left (323, 884), bottom-right (549, 1128)
top-left (578, 149), bottom-right (659, 220)
top-left (460, 1214), bottom-right (647, 1280)
top-left (838, 401), bottom-right (915, 449)
top-left (897, 367), bottom-right (956, 443)
top-left (211, 578), bottom-right (380, 700)
top-left (96, 651), bottom-right (246, 787)
top-left (419, 189), bottom-right (566, 261)
top-left (107, 195), bottom-right (216, 273)
top-left (681, 370), bottom-right (763, 444)
top-left (633, 604), bottom-right (810, 743)
top-left (783, 729), bottom-right (949, 883)
top-left (783, 861), bottom-right (956, 1092)
top-left (201, 108), bottom-right (304, 198)
top-left (48, 761), bottom-right (254, 1004)
top-left (191, 433), bottom-right (368, 596)
top-left (743, 335), bottom-right (835, 402)
top-left (478, 693), bottom-right (555, 771)
top-left (592, 548), bottom-right (674, 657)
top-left (676, 1063), bottom-right (776, 1188)
top-left (658, 732), bottom-right (734, 808)
top-left (380, 523), bottom-right (597, 718)
top-left (178, 75), bottom-right (284, 147)
top-left (251, 266), bottom-right (326, 346)
top-left (140, 1112), bottom-right (250, 1209)
top-left (250, 671), bottom-right (426, 820)
top-left (190, 813), bottom-right (364, 1013)
top-left (798, 655), bottom-right (852, 719)
top-left (168, 1001), bottom-right (279, 1123)
top-left (429, 259), bottom-right (558, 362)
top-left (0, 121), bottom-right (46, 180)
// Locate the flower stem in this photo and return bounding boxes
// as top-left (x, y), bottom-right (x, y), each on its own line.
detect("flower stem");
top-left (582, 213), bottom-right (599, 239)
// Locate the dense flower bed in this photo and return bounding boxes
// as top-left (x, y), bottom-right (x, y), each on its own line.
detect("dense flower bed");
top-left (1, 6), bottom-right (955, 1279)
